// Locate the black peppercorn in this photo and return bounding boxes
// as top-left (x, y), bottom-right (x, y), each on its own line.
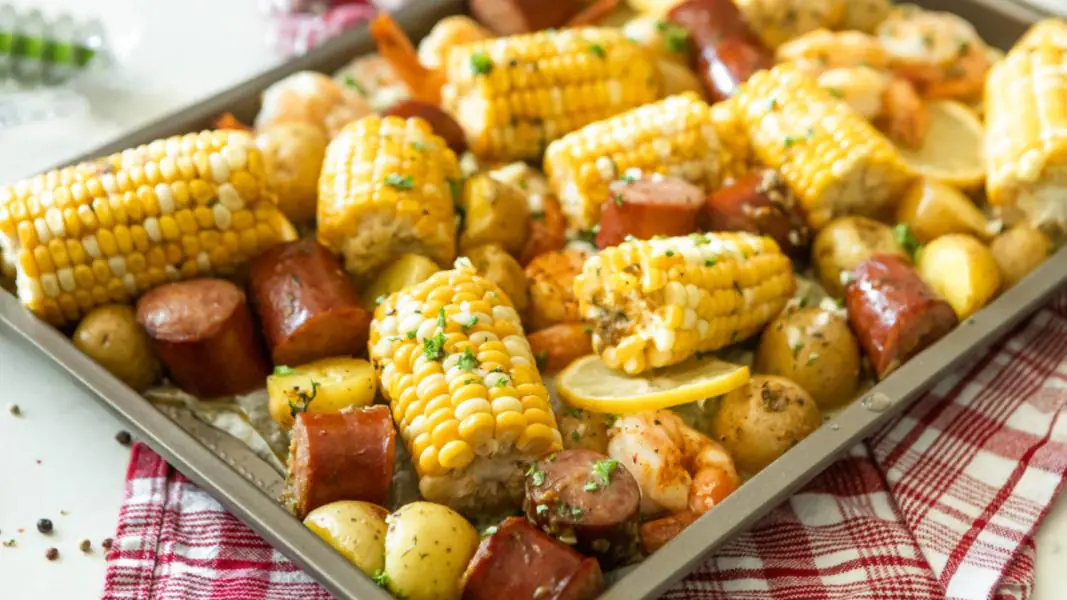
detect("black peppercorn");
top-left (79, 539), bottom-right (92, 553)
top-left (45, 547), bottom-right (59, 561)
top-left (101, 537), bottom-right (114, 551)
top-left (37, 519), bottom-right (53, 534)
top-left (115, 431), bottom-right (132, 446)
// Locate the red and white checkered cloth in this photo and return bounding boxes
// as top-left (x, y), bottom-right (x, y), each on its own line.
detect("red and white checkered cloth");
top-left (102, 292), bottom-right (1067, 600)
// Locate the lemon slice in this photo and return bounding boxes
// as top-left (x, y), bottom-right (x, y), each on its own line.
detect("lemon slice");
top-left (897, 100), bottom-right (985, 190)
top-left (555, 354), bottom-right (750, 413)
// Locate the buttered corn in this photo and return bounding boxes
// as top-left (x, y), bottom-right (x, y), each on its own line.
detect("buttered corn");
top-left (574, 233), bottom-right (796, 374)
top-left (441, 27), bottom-right (661, 162)
top-left (369, 260), bottom-right (563, 514)
top-left (0, 130), bottom-right (295, 325)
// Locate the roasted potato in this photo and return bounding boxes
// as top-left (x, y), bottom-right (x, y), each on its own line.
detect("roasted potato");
top-left (895, 179), bottom-right (993, 244)
top-left (524, 248), bottom-right (590, 331)
top-left (73, 304), bottom-right (161, 392)
top-left (917, 234), bottom-right (1001, 319)
top-left (527, 323), bottom-right (593, 374)
top-left (990, 225), bottom-right (1050, 287)
top-left (711, 375), bottom-right (822, 475)
top-left (622, 15), bottom-right (690, 64)
top-left (463, 244), bottom-right (529, 313)
top-left (361, 253), bottom-right (440, 311)
top-left (557, 405), bottom-right (612, 453)
top-left (304, 501), bottom-right (389, 577)
top-left (813, 216), bottom-right (907, 297)
top-left (656, 60), bottom-right (703, 96)
top-left (458, 174), bottom-right (530, 256)
top-left (754, 305), bottom-right (862, 409)
top-left (384, 502), bottom-right (479, 600)
top-left (267, 357), bottom-right (377, 430)
top-left (256, 122), bottom-right (328, 227)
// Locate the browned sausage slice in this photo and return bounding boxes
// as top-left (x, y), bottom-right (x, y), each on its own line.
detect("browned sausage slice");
top-left (462, 517), bottom-right (604, 600)
top-left (704, 169), bottom-right (811, 257)
top-left (524, 448), bottom-right (641, 569)
top-left (383, 100), bottom-right (468, 155)
top-left (519, 194), bottom-right (567, 266)
top-left (136, 278), bottom-right (269, 397)
top-left (668, 0), bottom-right (773, 102)
top-left (469, 0), bottom-right (584, 35)
top-left (527, 323), bottom-right (593, 374)
top-left (283, 405), bottom-right (396, 519)
top-left (845, 254), bottom-right (958, 380)
top-left (249, 239), bottom-right (371, 367)
top-left (596, 177), bottom-right (704, 249)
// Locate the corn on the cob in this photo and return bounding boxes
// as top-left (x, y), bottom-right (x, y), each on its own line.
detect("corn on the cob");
top-left (574, 232), bottom-right (795, 375)
top-left (318, 115), bottom-right (460, 279)
top-left (441, 27), bottom-right (661, 162)
top-left (369, 260), bottom-right (563, 513)
top-left (1009, 18), bottom-right (1067, 54)
top-left (985, 43), bottom-right (1067, 229)
top-left (544, 93), bottom-right (722, 231)
top-left (732, 65), bottom-right (913, 230)
top-left (710, 98), bottom-right (752, 186)
top-left (0, 130), bottom-right (296, 325)
top-left (735, 0), bottom-right (845, 49)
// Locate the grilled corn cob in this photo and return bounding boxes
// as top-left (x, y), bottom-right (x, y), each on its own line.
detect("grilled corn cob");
top-left (525, 248), bottom-right (589, 331)
top-left (574, 232), bottom-right (795, 375)
top-left (985, 43), bottom-right (1067, 229)
top-left (544, 93), bottom-right (722, 231)
top-left (732, 65), bottom-right (913, 230)
top-left (369, 260), bottom-right (563, 513)
top-left (735, 0), bottom-right (845, 49)
top-left (0, 130), bottom-right (295, 325)
top-left (441, 27), bottom-right (661, 162)
top-left (318, 115), bottom-right (460, 278)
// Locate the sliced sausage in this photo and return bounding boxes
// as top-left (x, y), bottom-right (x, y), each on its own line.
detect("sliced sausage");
top-left (462, 517), bottom-right (604, 600)
top-left (527, 323), bottom-right (593, 374)
top-left (519, 194), bottom-right (567, 266)
top-left (136, 279), bottom-right (269, 397)
top-left (524, 448), bottom-right (642, 569)
top-left (469, 0), bottom-right (584, 35)
top-left (249, 239), bottom-right (370, 367)
top-left (383, 100), bottom-right (467, 154)
top-left (283, 405), bottom-right (396, 519)
top-left (639, 510), bottom-right (700, 554)
top-left (704, 169), bottom-right (811, 257)
top-left (845, 254), bottom-right (958, 380)
top-left (668, 0), bottom-right (773, 102)
top-left (596, 177), bottom-right (704, 249)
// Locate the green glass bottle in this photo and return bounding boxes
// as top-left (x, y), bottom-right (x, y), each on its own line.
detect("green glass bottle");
top-left (0, 3), bottom-right (107, 86)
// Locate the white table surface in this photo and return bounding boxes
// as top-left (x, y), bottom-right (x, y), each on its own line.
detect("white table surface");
top-left (0, 1), bottom-right (1064, 599)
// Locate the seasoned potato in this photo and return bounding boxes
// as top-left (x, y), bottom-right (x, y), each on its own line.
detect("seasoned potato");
top-left (267, 357), bottom-right (377, 430)
top-left (256, 122), bottom-right (328, 227)
top-left (488, 162), bottom-right (552, 197)
top-left (73, 305), bottom-right (161, 392)
top-left (417, 16), bottom-right (492, 70)
top-left (813, 216), bottom-right (906, 297)
top-left (755, 305), bottom-right (862, 409)
top-left (524, 248), bottom-right (590, 331)
top-left (622, 15), bottom-right (690, 64)
top-left (459, 174), bottom-right (529, 255)
top-left (304, 501), bottom-right (389, 577)
top-left (895, 179), bottom-right (993, 243)
top-left (463, 244), bottom-right (529, 313)
top-left (384, 502), bottom-right (479, 600)
top-left (990, 225), bottom-right (1050, 287)
top-left (361, 253), bottom-right (440, 311)
top-left (557, 405), bottom-right (612, 453)
top-left (527, 323), bottom-right (593, 374)
top-left (657, 60), bottom-right (703, 96)
top-left (711, 375), bottom-right (822, 475)
top-left (917, 234), bottom-right (1001, 319)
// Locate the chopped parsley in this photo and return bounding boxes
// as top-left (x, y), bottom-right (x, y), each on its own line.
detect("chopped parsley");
top-left (588, 42), bottom-right (606, 58)
top-left (273, 365), bottom-right (294, 376)
top-left (767, 98), bottom-right (779, 111)
top-left (526, 464), bottom-right (546, 486)
top-left (791, 341), bottom-right (804, 358)
top-left (665, 250), bottom-right (675, 257)
top-left (423, 331), bottom-right (446, 361)
top-left (894, 223), bottom-right (923, 260)
top-left (406, 330), bottom-right (417, 340)
top-left (286, 381), bottom-right (320, 417)
top-left (342, 75), bottom-right (366, 97)
top-left (663, 24), bottom-right (689, 54)
top-left (536, 504), bottom-right (549, 515)
top-left (458, 347), bottom-right (479, 371)
top-left (535, 351), bottom-right (549, 371)
top-left (449, 178), bottom-right (463, 202)
top-left (575, 226), bottom-right (599, 246)
top-left (783, 135), bottom-right (799, 148)
top-left (437, 307), bottom-right (448, 330)
top-left (470, 52), bottom-right (494, 75)
top-left (494, 377), bottom-right (510, 388)
top-left (613, 191), bottom-right (625, 207)
top-left (806, 352), bottom-right (820, 365)
top-left (592, 458), bottom-right (619, 484)
top-left (531, 210), bottom-right (545, 221)
top-left (481, 525), bottom-right (499, 539)
top-left (705, 258), bottom-right (717, 267)
top-left (620, 172), bottom-right (639, 184)
top-left (583, 325), bottom-right (593, 334)
top-left (462, 316), bottom-right (479, 333)
top-left (384, 174), bottom-right (414, 190)
top-left (411, 140), bottom-right (426, 151)
top-left (375, 295), bottom-right (386, 306)
top-left (372, 569), bottom-right (390, 587)
top-left (584, 480), bottom-right (599, 492)
top-left (827, 87), bottom-right (844, 99)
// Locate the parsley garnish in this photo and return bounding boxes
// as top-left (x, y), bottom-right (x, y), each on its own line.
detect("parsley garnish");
top-left (663, 24), bottom-right (688, 53)
top-left (449, 178), bottom-right (463, 202)
top-left (372, 569), bottom-right (390, 588)
top-left (411, 140), bottom-right (426, 151)
top-left (458, 347), bottom-right (479, 371)
top-left (526, 464), bottom-right (546, 486)
top-left (287, 381), bottom-right (320, 417)
top-left (535, 351), bottom-right (549, 371)
top-left (273, 365), bottom-right (294, 376)
top-left (406, 330), bottom-right (417, 340)
top-left (783, 135), bottom-right (799, 148)
top-left (894, 223), bottom-right (923, 260)
top-left (575, 227), bottom-right (598, 246)
top-left (705, 258), bottom-right (717, 267)
top-left (481, 525), bottom-right (499, 538)
top-left (423, 331), bottom-right (446, 361)
top-left (437, 307), bottom-right (448, 330)
top-left (588, 43), bottom-right (606, 58)
top-left (385, 174), bottom-right (414, 190)
top-left (827, 88), bottom-right (844, 99)
top-left (613, 192), bottom-right (624, 207)
top-left (470, 52), bottom-right (494, 75)
top-left (536, 504), bottom-right (549, 515)
top-left (494, 377), bottom-right (510, 388)
top-left (375, 294), bottom-right (386, 306)
top-left (806, 352), bottom-right (820, 365)
top-left (531, 210), bottom-right (545, 220)
top-left (342, 75), bottom-right (366, 97)
top-left (592, 458), bottom-right (618, 484)
top-left (665, 250), bottom-right (675, 257)
top-left (462, 316), bottom-right (478, 333)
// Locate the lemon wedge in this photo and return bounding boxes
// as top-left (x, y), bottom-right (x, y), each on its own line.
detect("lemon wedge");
top-left (897, 100), bottom-right (985, 190)
top-left (555, 354), bottom-right (750, 413)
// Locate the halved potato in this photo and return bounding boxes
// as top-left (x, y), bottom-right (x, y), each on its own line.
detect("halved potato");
top-left (267, 357), bottom-right (377, 430)
top-left (917, 234), bottom-right (1001, 319)
top-left (895, 178), bottom-right (994, 243)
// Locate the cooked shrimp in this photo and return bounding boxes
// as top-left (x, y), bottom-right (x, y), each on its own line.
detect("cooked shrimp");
top-left (369, 13), bottom-right (445, 106)
top-left (776, 29), bottom-right (890, 75)
top-left (607, 410), bottom-right (740, 516)
top-left (417, 16), bottom-right (492, 71)
top-left (876, 7), bottom-right (990, 100)
top-left (254, 71), bottom-right (372, 138)
top-left (333, 53), bottom-right (411, 112)
top-left (817, 66), bottom-right (928, 148)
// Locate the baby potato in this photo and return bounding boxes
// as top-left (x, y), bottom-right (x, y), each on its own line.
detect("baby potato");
top-left (895, 179), bottom-right (993, 243)
top-left (304, 501), bottom-right (389, 577)
top-left (711, 375), bottom-right (822, 475)
top-left (267, 357), bottom-right (377, 430)
top-left (459, 174), bottom-right (529, 256)
top-left (256, 122), bottom-right (328, 227)
top-left (384, 502), bottom-right (479, 600)
top-left (917, 234), bottom-right (1001, 320)
top-left (990, 225), bottom-right (1050, 287)
top-left (73, 304), bottom-right (161, 392)
top-left (656, 60), bottom-right (703, 96)
top-left (361, 253), bottom-right (440, 311)
top-left (557, 405), bottom-right (612, 453)
top-left (463, 244), bottom-right (529, 313)
top-left (755, 306), bottom-right (862, 410)
top-left (813, 216), bottom-right (907, 297)
top-left (622, 15), bottom-right (690, 63)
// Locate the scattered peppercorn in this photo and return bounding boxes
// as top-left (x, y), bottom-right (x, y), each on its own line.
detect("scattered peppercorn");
top-left (45, 547), bottom-right (59, 561)
top-left (7, 403), bottom-right (20, 416)
top-left (115, 431), bottom-right (132, 446)
top-left (101, 538), bottom-right (114, 551)
top-left (79, 539), bottom-right (92, 553)
top-left (37, 518), bottom-right (53, 534)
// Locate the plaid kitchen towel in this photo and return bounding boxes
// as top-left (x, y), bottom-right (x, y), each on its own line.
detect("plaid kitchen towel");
top-left (102, 292), bottom-right (1067, 600)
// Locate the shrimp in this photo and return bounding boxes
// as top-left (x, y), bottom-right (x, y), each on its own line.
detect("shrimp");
top-left (369, 13), bottom-right (445, 106)
top-left (875, 7), bottom-right (990, 101)
top-left (816, 66), bottom-right (928, 148)
top-left (416, 16), bottom-right (492, 71)
top-left (607, 410), bottom-right (740, 516)
top-left (776, 29), bottom-right (890, 75)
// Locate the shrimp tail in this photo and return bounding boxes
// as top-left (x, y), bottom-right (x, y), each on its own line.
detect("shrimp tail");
top-left (879, 77), bottom-right (929, 149)
top-left (370, 13), bottom-right (444, 106)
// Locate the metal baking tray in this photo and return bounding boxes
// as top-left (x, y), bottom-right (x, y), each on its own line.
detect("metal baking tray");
top-left (0, 0), bottom-right (1055, 598)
